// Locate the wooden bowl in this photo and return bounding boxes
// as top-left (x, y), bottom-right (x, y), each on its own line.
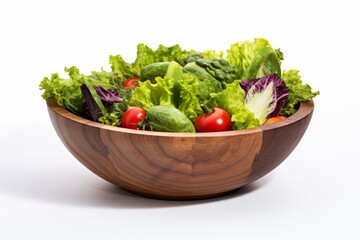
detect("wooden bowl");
top-left (46, 98), bottom-right (314, 200)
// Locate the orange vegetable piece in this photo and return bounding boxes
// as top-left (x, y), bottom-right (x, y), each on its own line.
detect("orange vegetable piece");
top-left (263, 116), bottom-right (286, 125)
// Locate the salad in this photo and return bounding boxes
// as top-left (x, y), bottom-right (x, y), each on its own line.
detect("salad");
top-left (39, 38), bottom-right (319, 133)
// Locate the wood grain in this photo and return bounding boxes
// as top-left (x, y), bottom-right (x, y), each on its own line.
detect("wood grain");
top-left (46, 98), bottom-right (314, 199)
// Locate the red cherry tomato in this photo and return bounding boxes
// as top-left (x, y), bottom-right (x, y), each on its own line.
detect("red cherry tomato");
top-left (121, 107), bottom-right (146, 130)
top-left (122, 77), bottom-right (139, 90)
top-left (194, 108), bottom-right (233, 132)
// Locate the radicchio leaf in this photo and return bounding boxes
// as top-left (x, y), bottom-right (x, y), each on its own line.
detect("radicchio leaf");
top-left (240, 73), bottom-right (289, 124)
top-left (81, 84), bottom-right (123, 122)
top-left (94, 86), bottom-right (123, 107)
top-left (81, 84), bottom-right (102, 121)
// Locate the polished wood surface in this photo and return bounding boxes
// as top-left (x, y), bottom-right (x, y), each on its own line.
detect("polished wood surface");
top-left (46, 98), bottom-right (314, 199)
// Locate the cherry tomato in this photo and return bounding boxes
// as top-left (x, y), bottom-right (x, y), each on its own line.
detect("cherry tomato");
top-left (263, 116), bottom-right (286, 125)
top-left (122, 77), bottom-right (139, 90)
top-left (194, 108), bottom-right (233, 132)
top-left (121, 107), bottom-right (146, 130)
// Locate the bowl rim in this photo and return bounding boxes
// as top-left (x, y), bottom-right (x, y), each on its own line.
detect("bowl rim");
top-left (46, 97), bottom-right (314, 138)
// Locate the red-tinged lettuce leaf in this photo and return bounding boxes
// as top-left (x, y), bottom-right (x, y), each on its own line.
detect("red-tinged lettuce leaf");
top-left (81, 83), bottom-right (123, 122)
top-left (240, 73), bottom-right (289, 124)
top-left (80, 84), bottom-right (103, 121)
top-left (93, 86), bottom-right (123, 107)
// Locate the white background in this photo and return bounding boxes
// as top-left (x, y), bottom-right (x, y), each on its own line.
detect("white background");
top-left (1, 0), bottom-right (359, 239)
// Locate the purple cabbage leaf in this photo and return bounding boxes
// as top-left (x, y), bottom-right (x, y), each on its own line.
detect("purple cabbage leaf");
top-left (240, 73), bottom-right (289, 125)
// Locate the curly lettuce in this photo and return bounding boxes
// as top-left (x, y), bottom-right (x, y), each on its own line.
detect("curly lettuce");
top-left (39, 66), bottom-right (120, 117)
top-left (40, 38), bottom-right (319, 129)
top-left (281, 69), bottom-right (320, 116)
top-left (109, 44), bottom-right (193, 81)
top-left (39, 66), bottom-right (85, 113)
top-left (129, 62), bottom-right (202, 121)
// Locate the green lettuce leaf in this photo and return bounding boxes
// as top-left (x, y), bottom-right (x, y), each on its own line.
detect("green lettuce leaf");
top-left (109, 54), bottom-right (135, 81)
top-left (226, 38), bottom-right (283, 80)
top-left (202, 50), bottom-right (224, 59)
top-left (154, 44), bottom-right (193, 62)
top-left (89, 68), bottom-right (119, 89)
top-left (129, 62), bottom-right (202, 122)
top-left (281, 69), bottom-right (320, 116)
top-left (129, 76), bottom-right (175, 110)
top-left (109, 43), bottom-right (193, 81)
top-left (211, 80), bottom-right (260, 130)
top-left (39, 66), bottom-right (119, 114)
top-left (176, 74), bottom-right (203, 122)
top-left (39, 66), bottom-right (84, 112)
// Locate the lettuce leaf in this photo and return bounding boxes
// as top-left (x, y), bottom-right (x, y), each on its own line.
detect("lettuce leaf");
top-left (39, 66), bottom-right (84, 112)
top-left (176, 74), bottom-right (203, 121)
top-left (202, 50), bottom-right (224, 59)
top-left (80, 81), bottom-right (121, 126)
top-left (80, 82), bottom-right (106, 122)
top-left (211, 81), bottom-right (260, 130)
top-left (281, 69), bottom-right (320, 116)
top-left (226, 38), bottom-right (283, 80)
top-left (39, 66), bottom-right (120, 114)
top-left (129, 62), bottom-right (202, 122)
top-left (109, 44), bottom-right (193, 81)
top-left (129, 76), bottom-right (175, 110)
